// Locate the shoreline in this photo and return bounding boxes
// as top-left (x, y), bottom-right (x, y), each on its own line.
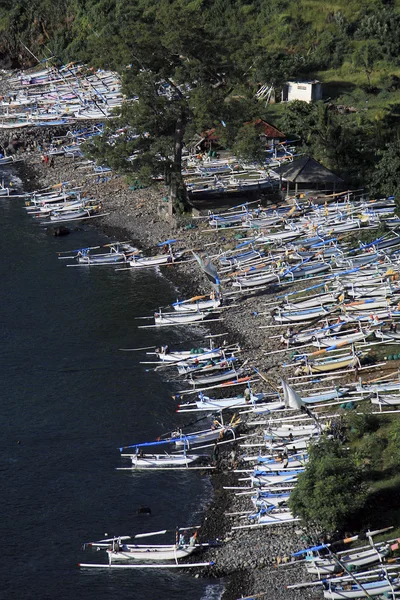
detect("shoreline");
top-left (12, 149), bottom-right (315, 600)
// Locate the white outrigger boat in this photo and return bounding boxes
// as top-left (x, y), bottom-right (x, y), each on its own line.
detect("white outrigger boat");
top-left (264, 423), bottom-right (322, 439)
top-left (305, 543), bottom-right (390, 575)
top-left (152, 309), bottom-right (219, 326)
top-left (172, 295), bottom-right (221, 312)
top-left (81, 527), bottom-right (215, 568)
top-left (127, 452), bottom-right (208, 469)
top-left (129, 251), bottom-right (185, 268)
top-left (294, 353), bottom-right (361, 375)
top-left (322, 575), bottom-right (400, 599)
top-left (153, 346), bottom-right (226, 363)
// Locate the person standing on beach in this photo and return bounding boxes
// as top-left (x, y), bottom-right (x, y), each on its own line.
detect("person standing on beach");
top-left (212, 440), bottom-right (220, 465)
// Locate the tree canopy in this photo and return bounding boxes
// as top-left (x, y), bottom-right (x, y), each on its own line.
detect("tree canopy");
top-left (289, 437), bottom-right (367, 535)
top-left (1, 0), bottom-right (400, 200)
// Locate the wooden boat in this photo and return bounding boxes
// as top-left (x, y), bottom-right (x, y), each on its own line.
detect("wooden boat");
top-left (187, 366), bottom-right (248, 386)
top-left (75, 244), bottom-right (140, 264)
top-left (305, 544), bottom-right (390, 575)
top-left (154, 310), bottom-right (217, 326)
top-left (128, 251), bottom-right (185, 268)
top-left (264, 424), bottom-right (321, 439)
top-left (284, 292), bottom-right (339, 310)
top-left (323, 576), bottom-right (400, 599)
top-left (187, 393), bottom-right (276, 412)
top-left (301, 388), bottom-right (349, 404)
top-left (106, 544), bottom-right (198, 562)
top-left (312, 331), bottom-right (372, 348)
top-left (233, 271), bottom-right (279, 288)
top-left (172, 297), bottom-right (221, 312)
top-left (247, 507), bottom-right (299, 526)
top-left (274, 306), bottom-right (331, 323)
top-left (154, 347), bottom-right (224, 363)
top-left (174, 422), bottom-right (237, 447)
top-left (251, 491), bottom-right (292, 507)
top-left (295, 354), bottom-right (360, 375)
top-left (129, 453), bottom-right (206, 468)
top-left (371, 394), bottom-right (400, 406)
top-left (177, 357), bottom-right (238, 376)
top-left (250, 469), bottom-right (303, 486)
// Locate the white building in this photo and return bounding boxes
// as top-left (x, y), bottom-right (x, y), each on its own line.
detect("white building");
top-left (282, 81), bottom-right (322, 103)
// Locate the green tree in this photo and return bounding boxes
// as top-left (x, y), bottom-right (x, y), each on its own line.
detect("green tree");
top-left (353, 42), bottom-right (378, 88)
top-left (289, 437), bottom-right (366, 534)
top-left (232, 123), bottom-right (266, 163)
top-left (369, 139), bottom-right (400, 203)
top-left (67, 0), bottom-right (255, 217)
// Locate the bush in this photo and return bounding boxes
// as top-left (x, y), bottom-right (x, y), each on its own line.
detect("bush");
top-left (289, 437), bottom-right (366, 535)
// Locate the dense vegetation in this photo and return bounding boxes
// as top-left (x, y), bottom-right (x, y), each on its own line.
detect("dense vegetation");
top-left (289, 411), bottom-right (400, 536)
top-left (2, 0), bottom-right (400, 205)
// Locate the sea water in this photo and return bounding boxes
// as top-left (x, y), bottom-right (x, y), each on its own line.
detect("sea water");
top-left (0, 168), bottom-right (223, 600)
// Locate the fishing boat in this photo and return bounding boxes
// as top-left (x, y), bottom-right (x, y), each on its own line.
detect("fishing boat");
top-left (74, 243), bottom-right (141, 264)
top-left (106, 543), bottom-right (198, 562)
top-left (81, 527), bottom-right (213, 568)
top-left (154, 309), bottom-right (218, 326)
top-left (273, 306), bottom-right (331, 324)
top-left (264, 423), bottom-right (322, 439)
top-left (371, 394), bottom-right (400, 406)
top-left (301, 388), bottom-right (349, 404)
top-left (322, 576), bottom-right (400, 599)
top-left (173, 421), bottom-right (238, 447)
top-left (186, 366), bottom-right (248, 387)
top-left (172, 296), bottom-right (221, 312)
top-left (232, 271), bottom-right (280, 289)
top-left (129, 251), bottom-right (185, 268)
top-left (305, 544), bottom-right (390, 575)
top-left (181, 392), bottom-right (276, 412)
top-left (250, 469), bottom-right (303, 486)
top-left (246, 506), bottom-right (299, 526)
top-left (294, 353), bottom-right (360, 375)
top-left (177, 356), bottom-right (238, 376)
top-left (126, 452), bottom-right (208, 468)
top-left (251, 491), bottom-right (292, 507)
top-left (153, 346), bottom-right (225, 363)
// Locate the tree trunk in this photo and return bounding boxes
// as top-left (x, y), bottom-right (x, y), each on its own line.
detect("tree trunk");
top-left (168, 109), bottom-right (185, 219)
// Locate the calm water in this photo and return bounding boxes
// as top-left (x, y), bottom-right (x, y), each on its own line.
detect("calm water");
top-left (0, 170), bottom-right (223, 600)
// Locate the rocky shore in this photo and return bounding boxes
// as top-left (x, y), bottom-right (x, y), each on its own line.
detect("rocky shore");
top-left (11, 147), bottom-right (318, 600)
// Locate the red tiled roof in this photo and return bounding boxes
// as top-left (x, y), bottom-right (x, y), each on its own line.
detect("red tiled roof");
top-left (252, 119), bottom-right (286, 139)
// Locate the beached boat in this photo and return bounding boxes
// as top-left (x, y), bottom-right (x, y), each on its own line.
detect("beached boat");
top-left (173, 421), bottom-right (238, 447)
top-left (154, 309), bottom-right (218, 326)
top-left (294, 353), bottom-right (360, 375)
top-left (128, 452), bottom-right (206, 468)
top-left (172, 296), bottom-right (221, 312)
top-left (264, 423), bottom-right (322, 439)
top-left (74, 243), bottom-right (141, 264)
top-left (274, 306), bottom-right (331, 324)
top-left (247, 507), bottom-right (299, 526)
top-left (128, 251), bottom-right (185, 268)
top-left (106, 543), bottom-right (198, 562)
top-left (305, 544), bottom-right (390, 575)
top-left (322, 576), bottom-right (400, 599)
top-left (250, 469), bottom-right (303, 486)
top-left (154, 346), bottom-right (225, 363)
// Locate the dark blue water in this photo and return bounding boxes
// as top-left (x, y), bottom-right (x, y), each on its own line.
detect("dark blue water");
top-left (0, 173), bottom-right (223, 600)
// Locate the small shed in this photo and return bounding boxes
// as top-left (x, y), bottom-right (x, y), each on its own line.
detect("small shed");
top-left (277, 155), bottom-right (344, 195)
top-left (282, 81), bottom-right (322, 103)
